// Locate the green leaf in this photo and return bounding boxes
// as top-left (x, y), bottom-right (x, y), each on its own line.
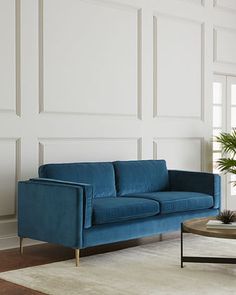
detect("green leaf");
top-left (215, 130), bottom-right (236, 189)
top-left (215, 129), bottom-right (236, 156)
top-left (217, 158), bottom-right (236, 173)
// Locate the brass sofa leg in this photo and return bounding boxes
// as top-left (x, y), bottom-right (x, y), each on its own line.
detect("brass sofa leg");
top-left (20, 237), bottom-right (24, 254)
top-left (75, 249), bottom-right (80, 267)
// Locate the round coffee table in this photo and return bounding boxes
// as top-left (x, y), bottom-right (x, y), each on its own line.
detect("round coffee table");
top-left (181, 217), bottom-right (236, 268)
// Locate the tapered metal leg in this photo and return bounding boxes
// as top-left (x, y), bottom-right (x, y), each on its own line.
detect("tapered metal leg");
top-left (20, 237), bottom-right (24, 254)
top-left (75, 249), bottom-right (80, 267)
top-left (181, 223), bottom-right (183, 268)
top-left (159, 233), bottom-right (163, 241)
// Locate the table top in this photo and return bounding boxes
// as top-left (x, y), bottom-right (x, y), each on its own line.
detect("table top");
top-left (183, 217), bottom-right (236, 239)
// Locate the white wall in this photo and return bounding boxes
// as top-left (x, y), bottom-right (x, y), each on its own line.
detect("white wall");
top-left (0, 0), bottom-right (236, 249)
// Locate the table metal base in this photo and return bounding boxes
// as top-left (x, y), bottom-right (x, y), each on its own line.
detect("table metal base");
top-left (181, 223), bottom-right (236, 268)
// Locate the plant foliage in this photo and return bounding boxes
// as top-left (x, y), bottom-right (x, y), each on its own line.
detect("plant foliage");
top-left (216, 210), bottom-right (236, 224)
top-left (216, 129), bottom-right (236, 186)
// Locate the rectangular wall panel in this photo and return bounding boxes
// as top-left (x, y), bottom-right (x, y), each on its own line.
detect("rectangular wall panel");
top-left (179, 0), bottom-right (203, 5)
top-left (214, 27), bottom-right (236, 65)
top-left (0, 139), bottom-right (18, 217)
top-left (39, 138), bottom-right (141, 164)
top-left (214, 0), bottom-right (236, 12)
top-left (153, 138), bottom-right (203, 171)
top-left (0, 0), bottom-right (16, 113)
top-left (40, 0), bottom-right (140, 117)
top-left (153, 14), bottom-right (203, 119)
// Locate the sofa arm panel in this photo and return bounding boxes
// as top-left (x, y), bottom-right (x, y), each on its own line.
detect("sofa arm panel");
top-left (168, 170), bottom-right (221, 209)
top-left (213, 174), bottom-right (221, 209)
top-left (18, 180), bottom-right (88, 248)
top-left (30, 178), bottom-right (93, 229)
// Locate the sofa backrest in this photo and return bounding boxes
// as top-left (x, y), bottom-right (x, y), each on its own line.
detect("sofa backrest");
top-left (39, 162), bottom-right (116, 198)
top-left (113, 160), bottom-right (169, 196)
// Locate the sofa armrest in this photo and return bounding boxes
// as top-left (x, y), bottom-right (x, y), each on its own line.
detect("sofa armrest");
top-left (30, 178), bottom-right (93, 229)
top-left (18, 179), bottom-right (93, 248)
top-left (168, 170), bottom-right (221, 209)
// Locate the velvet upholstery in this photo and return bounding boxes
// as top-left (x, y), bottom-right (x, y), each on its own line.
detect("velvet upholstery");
top-left (83, 209), bottom-right (219, 248)
top-left (18, 160), bottom-right (221, 251)
top-left (39, 162), bottom-right (116, 198)
top-left (169, 170), bottom-right (221, 209)
top-left (18, 180), bottom-right (84, 248)
top-left (125, 192), bottom-right (213, 214)
top-left (92, 197), bottom-right (160, 225)
top-left (29, 178), bottom-right (93, 228)
top-left (114, 160), bottom-right (169, 196)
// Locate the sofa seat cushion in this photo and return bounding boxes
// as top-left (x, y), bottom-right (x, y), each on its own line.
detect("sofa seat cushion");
top-left (92, 197), bottom-right (160, 225)
top-left (125, 191), bottom-right (213, 214)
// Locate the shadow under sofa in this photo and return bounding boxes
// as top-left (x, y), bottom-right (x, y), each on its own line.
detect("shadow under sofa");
top-left (18, 160), bottom-right (221, 266)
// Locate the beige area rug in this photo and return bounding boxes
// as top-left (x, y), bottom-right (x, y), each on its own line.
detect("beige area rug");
top-left (1, 235), bottom-right (236, 295)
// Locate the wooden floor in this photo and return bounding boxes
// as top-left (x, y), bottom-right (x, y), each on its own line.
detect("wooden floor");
top-left (0, 234), bottom-right (177, 295)
top-left (0, 243), bottom-right (75, 295)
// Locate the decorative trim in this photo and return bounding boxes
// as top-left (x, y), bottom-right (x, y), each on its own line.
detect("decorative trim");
top-left (38, 142), bottom-right (44, 166)
top-left (0, 235), bottom-right (44, 251)
top-left (137, 137), bottom-right (142, 160)
top-left (201, 23), bottom-right (205, 122)
top-left (0, 219), bottom-right (17, 237)
top-left (15, 138), bottom-right (21, 216)
top-left (213, 0), bottom-right (236, 13)
top-left (153, 137), bottom-right (204, 171)
top-left (213, 28), bottom-right (218, 63)
top-left (153, 15), bottom-right (157, 119)
top-left (178, 0), bottom-right (204, 6)
top-left (0, 0), bottom-right (21, 116)
top-left (15, 0), bottom-right (21, 116)
top-left (0, 138), bottom-right (20, 218)
top-left (38, 0), bottom-right (44, 115)
top-left (153, 13), bottom-right (204, 121)
top-left (137, 9), bottom-right (142, 120)
top-left (38, 0), bottom-right (142, 119)
top-left (38, 137), bottom-right (142, 165)
top-left (213, 26), bottom-right (236, 66)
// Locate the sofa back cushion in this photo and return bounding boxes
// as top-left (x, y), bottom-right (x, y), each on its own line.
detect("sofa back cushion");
top-left (114, 160), bottom-right (169, 196)
top-left (39, 162), bottom-right (116, 198)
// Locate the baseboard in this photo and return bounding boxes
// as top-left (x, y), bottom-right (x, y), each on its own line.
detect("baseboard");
top-left (0, 235), bottom-right (44, 250)
top-left (0, 218), bottom-right (44, 250)
top-left (0, 231), bottom-right (180, 251)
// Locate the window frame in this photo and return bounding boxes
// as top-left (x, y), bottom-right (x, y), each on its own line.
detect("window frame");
top-left (213, 74), bottom-right (236, 209)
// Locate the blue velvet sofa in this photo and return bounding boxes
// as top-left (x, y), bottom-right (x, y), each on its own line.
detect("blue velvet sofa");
top-left (18, 160), bottom-right (221, 266)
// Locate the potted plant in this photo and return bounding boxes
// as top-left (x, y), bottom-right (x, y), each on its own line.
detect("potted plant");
top-left (215, 129), bottom-right (236, 187)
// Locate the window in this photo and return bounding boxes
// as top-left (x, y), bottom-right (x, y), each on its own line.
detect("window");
top-left (213, 75), bottom-right (236, 209)
top-left (213, 81), bottom-right (223, 173)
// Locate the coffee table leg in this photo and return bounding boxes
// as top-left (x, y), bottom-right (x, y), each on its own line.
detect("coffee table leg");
top-left (181, 223), bottom-right (183, 268)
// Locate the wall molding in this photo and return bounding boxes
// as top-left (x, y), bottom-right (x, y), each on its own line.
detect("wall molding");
top-left (213, 26), bottom-right (236, 66)
top-left (15, 0), bottom-right (21, 116)
top-left (0, 0), bottom-right (21, 116)
top-left (38, 0), bottom-right (142, 119)
top-left (0, 219), bottom-right (42, 251)
top-left (213, 0), bottom-right (236, 14)
top-left (0, 138), bottom-right (21, 218)
top-left (0, 235), bottom-right (44, 251)
top-left (153, 13), bottom-right (205, 121)
top-left (38, 137), bottom-right (142, 165)
top-left (153, 137), bottom-right (204, 171)
top-left (178, 0), bottom-right (204, 6)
